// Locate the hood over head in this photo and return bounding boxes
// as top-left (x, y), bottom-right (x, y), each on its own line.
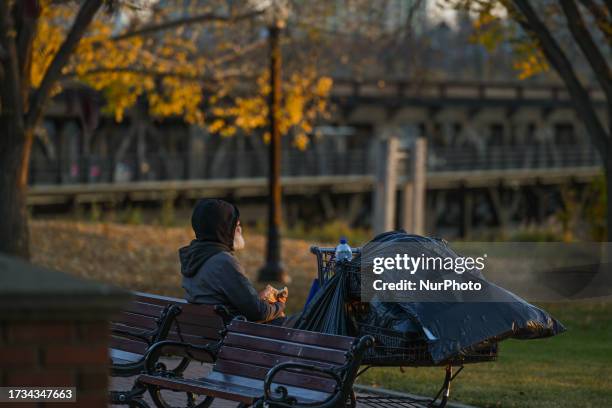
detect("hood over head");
top-left (179, 199), bottom-right (240, 277)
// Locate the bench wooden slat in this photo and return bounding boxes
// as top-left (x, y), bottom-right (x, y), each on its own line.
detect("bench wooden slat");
top-left (229, 319), bottom-right (354, 350)
top-left (169, 321), bottom-right (223, 338)
top-left (119, 301), bottom-right (166, 318)
top-left (214, 360), bottom-right (337, 393)
top-left (178, 303), bottom-right (226, 319)
top-left (111, 323), bottom-right (152, 339)
top-left (138, 374), bottom-right (260, 405)
top-left (132, 292), bottom-right (187, 306)
top-left (155, 345), bottom-right (215, 362)
top-left (110, 335), bottom-right (147, 356)
top-left (165, 331), bottom-right (220, 346)
top-left (111, 356), bottom-right (135, 365)
top-left (110, 349), bottom-right (143, 364)
top-left (218, 346), bottom-right (335, 371)
top-left (172, 318), bottom-right (224, 332)
top-left (205, 373), bottom-right (331, 403)
top-left (223, 332), bottom-right (348, 365)
top-left (131, 294), bottom-right (225, 320)
top-left (113, 312), bottom-right (159, 331)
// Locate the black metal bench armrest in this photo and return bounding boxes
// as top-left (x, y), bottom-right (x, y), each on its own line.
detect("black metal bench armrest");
top-left (261, 335), bottom-right (375, 407)
top-left (213, 304), bottom-right (233, 324)
top-left (262, 362), bottom-right (344, 408)
top-left (144, 340), bottom-right (218, 376)
top-left (152, 304), bottom-right (182, 343)
top-left (351, 335), bottom-right (375, 360)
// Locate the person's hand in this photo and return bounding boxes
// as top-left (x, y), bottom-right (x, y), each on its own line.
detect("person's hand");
top-left (259, 285), bottom-right (277, 303)
top-left (259, 285), bottom-right (288, 304)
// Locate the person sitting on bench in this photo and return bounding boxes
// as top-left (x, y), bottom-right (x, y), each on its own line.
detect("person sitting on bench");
top-left (180, 198), bottom-right (287, 323)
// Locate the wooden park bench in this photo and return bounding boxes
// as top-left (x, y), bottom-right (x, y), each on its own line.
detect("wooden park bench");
top-left (109, 292), bottom-right (230, 406)
top-left (135, 319), bottom-right (374, 408)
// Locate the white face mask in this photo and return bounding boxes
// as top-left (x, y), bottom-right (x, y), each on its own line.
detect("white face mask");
top-left (233, 225), bottom-right (245, 250)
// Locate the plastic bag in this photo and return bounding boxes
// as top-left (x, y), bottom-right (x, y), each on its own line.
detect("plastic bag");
top-left (357, 231), bottom-right (566, 362)
top-left (298, 230), bottom-right (566, 364)
top-left (295, 265), bottom-right (352, 335)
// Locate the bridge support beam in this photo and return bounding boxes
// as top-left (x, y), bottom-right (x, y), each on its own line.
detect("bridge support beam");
top-left (188, 125), bottom-right (207, 179)
top-left (459, 184), bottom-right (472, 238)
top-left (401, 183), bottom-right (414, 233)
top-left (373, 136), bottom-right (399, 235)
top-left (401, 136), bottom-right (427, 235)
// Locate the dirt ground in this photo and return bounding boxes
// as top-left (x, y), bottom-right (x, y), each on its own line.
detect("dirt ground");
top-left (30, 220), bottom-right (321, 313)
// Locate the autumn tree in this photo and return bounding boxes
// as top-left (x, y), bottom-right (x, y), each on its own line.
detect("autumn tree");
top-left (445, 0), bottom-right (611, 239)
top-left (0, 0), bottom-right (338, 259)
top-left (0, 0), bottom-right (107, 258)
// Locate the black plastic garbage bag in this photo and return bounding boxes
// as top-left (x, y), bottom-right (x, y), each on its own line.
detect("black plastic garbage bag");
top-left (295, 267), bottom-right (352, 335)
top-left (357, 230), bottom-right (566, 363)
top-left (298, 230), bottom-right (565, 364)
top-left (360, 300), bottom-right (421, 334)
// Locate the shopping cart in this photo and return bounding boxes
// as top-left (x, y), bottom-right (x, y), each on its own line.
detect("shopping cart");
top-left (310, 245), bottom-right (498, 407)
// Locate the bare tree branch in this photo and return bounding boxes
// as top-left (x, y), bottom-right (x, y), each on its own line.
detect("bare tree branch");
top-left (403, 0), bottom-right (424, 40)
top-left (560, 0), bottom-right (612, 104)
top-left (507, 0), bottom-right (609, 154)
top-left (205, 40), bottom-right (267, 67)
top-left (25, 0), bottom-right (104, 131)
top-left (577, 0), bottom-right (612, 45)
top-left (112, 10), bottom-right (263, 41)
top-left (65, 66), bottom-right (256, 83)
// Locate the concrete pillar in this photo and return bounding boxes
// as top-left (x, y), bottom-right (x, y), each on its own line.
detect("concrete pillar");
top-left (401, 136), bottom-right (427, 235)
top-left (401, 182), bottom-right (414, 234)
top-left (235, 133), bottom-right (247, 178)
top-left (459, 184), bottom-right (472, 238)
top-left (372, 136), bottom-right (399, 235)
top-left (412, 136), bottom-right (427, 235)
top-left (136, 122), bottom-right (147, 181)
top-left (61, 121), bottom-right (80, 183)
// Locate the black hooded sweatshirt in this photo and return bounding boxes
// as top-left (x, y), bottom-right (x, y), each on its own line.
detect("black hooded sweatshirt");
top-left (179, 199), bottom-right (284, 322)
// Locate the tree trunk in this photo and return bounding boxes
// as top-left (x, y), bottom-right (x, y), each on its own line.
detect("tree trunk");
top-left (0, 115), bottom-right (31, 258)
top-left (0, 0), bottom-right (103, 259)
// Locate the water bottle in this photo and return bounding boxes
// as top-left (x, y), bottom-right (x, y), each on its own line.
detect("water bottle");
top-left (335, 238), bottom-right (352, 262)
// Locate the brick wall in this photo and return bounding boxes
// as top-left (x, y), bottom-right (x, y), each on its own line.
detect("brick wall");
top-left (0, 321), bottom-right (110, 407)
top-left (0, 255), bottom-right (129, 408)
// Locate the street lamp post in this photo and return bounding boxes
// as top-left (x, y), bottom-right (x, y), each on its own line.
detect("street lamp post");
top-left (257, 1), bottom-right (289, 283)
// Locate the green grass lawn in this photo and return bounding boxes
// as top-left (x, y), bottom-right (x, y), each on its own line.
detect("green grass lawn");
top-left (358, 301), bottom-right (612, 407)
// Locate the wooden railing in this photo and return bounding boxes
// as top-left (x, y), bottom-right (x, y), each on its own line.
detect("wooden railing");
top-left (331, 78), bottom-right (606, 104)
top-left (28, 144), bottom-right (601, 186)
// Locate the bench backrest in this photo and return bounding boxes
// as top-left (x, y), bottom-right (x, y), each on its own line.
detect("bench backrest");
top-left (110, 292), bottom-right (226, 357)
top-left (167, 302), bottom-right (227, 346)
top-left (212, 320), bottom-right (357, 394)
top-left (110, 292), bottom-right (176, 356)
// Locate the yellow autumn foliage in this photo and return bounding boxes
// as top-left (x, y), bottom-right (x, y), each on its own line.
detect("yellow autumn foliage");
top-left (32, 1), bottom-right (332, 148)
top-left (512, 42), bottom-right (549, 79)
top-left (448, 0), bottom-right (550, 79)
top-left (210, 69), bottom-right (332, 149)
